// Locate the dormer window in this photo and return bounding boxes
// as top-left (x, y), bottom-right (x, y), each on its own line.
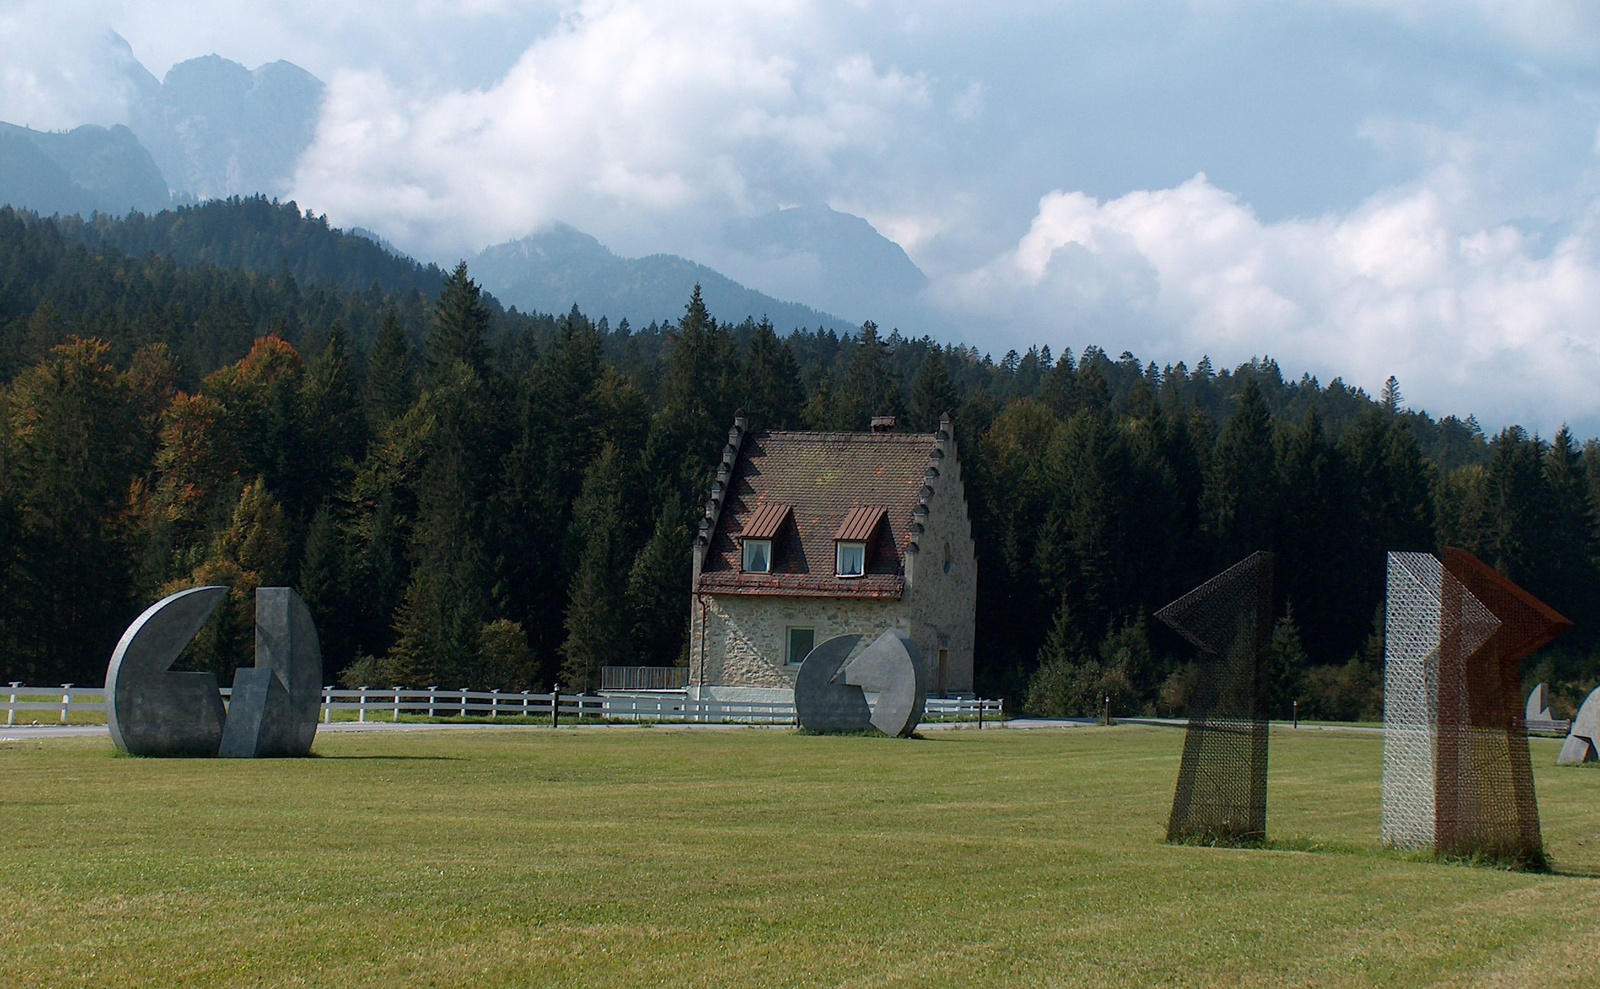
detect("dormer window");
top-left (743, 539), bottom-right (772, 573)
top-left (739, 502), bottom-right (791, 575)
top-left (836, 541), bottom-right (866, 577)
top-left (834, 506), bottom-right (886, 579)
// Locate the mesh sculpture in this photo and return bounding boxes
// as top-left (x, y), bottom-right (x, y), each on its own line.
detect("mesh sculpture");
top-left (1156, 551), bottom-right (1274, 844)
top-left (1380, 549), bottom-right (1570, 867)
top-left (106, 586), bottom-right (323, 758)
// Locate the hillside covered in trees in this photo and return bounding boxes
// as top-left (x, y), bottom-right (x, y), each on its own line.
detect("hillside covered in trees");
top-left (1, 200), bottom-right (1595, 721)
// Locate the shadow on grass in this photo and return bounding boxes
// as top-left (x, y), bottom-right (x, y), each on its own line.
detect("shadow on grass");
top-left (309, 754), bottom-right (462, 761)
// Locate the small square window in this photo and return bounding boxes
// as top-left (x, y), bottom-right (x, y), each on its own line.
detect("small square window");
top-left (787, 627), bottom-right (815, 666)
top-left (836, 540), bottom-right (866, 577)
top-left (742, 539), bottom-right (772, 573)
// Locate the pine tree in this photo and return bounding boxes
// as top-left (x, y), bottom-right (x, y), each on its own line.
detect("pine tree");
top-left (1203, 377), bottom-right (1277, 560)
top-left (909, 346), bottom-right (960, 432)
top-left (560, 444), bottom-right (634, 691)
top-left (1266, 603), bottom-right (1309, 718)
top-left (839, 321), bottom-right (904, 427)
top-left (305, 320), bottom-right (365, 503)
top-left (739, 320), bottom-right (803, 431)
top-left (626, 494), bottom-right (691, 669)
top-left (366, 309), bottom-right (416, 429)
top-left (425, 262), bottom-right (491, 386)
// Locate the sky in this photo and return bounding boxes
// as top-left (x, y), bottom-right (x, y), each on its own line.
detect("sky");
top-left (3, 0), bottom-right (1599, 434)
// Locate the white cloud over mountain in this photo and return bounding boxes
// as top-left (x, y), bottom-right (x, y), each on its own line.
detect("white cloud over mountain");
top-left (4, 0), bottom-right (1600, 431)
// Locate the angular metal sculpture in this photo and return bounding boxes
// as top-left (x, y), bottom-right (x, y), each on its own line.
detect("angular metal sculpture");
top-left (106, 586), bottom-right (231, 757)
top-left (1156, 551), bottom-right (1274, 844)
top-left (1381, 549), bottom-right (1569, 867)
top-left (106, 586), bottom-right (323, 758)
top-left (1559, 686), bottom-right (1600, 765)
top-left (795, 630), bottom-right (927, 737)
top-left (219, 588), bottom-right (323, 757)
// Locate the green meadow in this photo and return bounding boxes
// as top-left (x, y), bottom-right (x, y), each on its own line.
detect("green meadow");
top-left (1, 725), bottom-right (1597, 987)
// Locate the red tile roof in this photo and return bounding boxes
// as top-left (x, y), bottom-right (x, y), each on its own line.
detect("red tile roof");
top-left (696, 430), bottom-right (937, 599)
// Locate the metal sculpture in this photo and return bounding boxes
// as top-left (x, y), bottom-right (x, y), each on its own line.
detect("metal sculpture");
top-left (106, 586), bottom-right (231, 757)
top-left (1380, 549), bottom-right (1569, 867)
top-left (1559, 686), bottom-right (1600, 765)
top-left (795, 630), bottom-right (927, 737)
top-left (1156, 551), bottom-right (1274, 844)
top-left (106, 586), bottom-right (323, 758)
top-left (219, 587), bottom-right (323, 758)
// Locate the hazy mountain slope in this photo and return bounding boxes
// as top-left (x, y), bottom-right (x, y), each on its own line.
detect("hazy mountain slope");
top-left (0, 122), bottom-right (170, 215)
top-left (471, 224), bottom-right (856, 332)
top-left (714, 204), bottom-right (929, 328)
top-left (130, 55), bottom-right (325, 200)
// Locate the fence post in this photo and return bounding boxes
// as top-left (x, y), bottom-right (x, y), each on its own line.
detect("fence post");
top-left (551, 684), bottom-right (561, 728)
top-left (59, 683), bottom-right (73, 723)
top-left (393, 686), bottom-right (402, 722)
top-left (322, 686), bottom-right (331, 723)
top-left (357, 686), bottom-right (368, 723)
top-left (460, 686), bottom-right (470, 718)
top-left (977, 696), bottom-right (983, 730)
top-left (521, 690), bottom-right (530, 719)
top-left (6, 682), bottom-right (17, 727)
top-left (427, 687), bottom-right (438, 719)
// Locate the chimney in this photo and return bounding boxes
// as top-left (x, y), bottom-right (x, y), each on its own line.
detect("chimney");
top-left (870, 415), bottom-right (897, 433)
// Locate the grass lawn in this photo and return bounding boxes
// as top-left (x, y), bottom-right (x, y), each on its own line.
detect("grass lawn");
top-left (1, 726), bottom-right (1598, 987)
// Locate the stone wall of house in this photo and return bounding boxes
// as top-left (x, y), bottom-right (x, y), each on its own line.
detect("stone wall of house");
top-left (902, 433), bottom-right (977, 694)
top-left (689, 594), bottom-right (904, 688)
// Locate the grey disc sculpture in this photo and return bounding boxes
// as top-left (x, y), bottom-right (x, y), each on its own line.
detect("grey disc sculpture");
top-left (1558, 687), bottom-right (1600, 765)
top-left (105, 586), bottom-right (323, 758)
top-left (794, 630), bottom-right (927, 737)
top-left (106, 585), bottom-right (231, 757)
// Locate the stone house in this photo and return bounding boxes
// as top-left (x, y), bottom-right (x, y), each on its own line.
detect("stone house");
top-left (688, 413), bottom-right (976, 694)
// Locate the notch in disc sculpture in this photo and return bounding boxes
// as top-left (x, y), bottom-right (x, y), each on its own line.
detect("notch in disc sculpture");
top-left (1381, 548), bottom-right (1570, 867)
top-left (106, 586), bottom-right (323, 758)
top-left (1156, 551), bottom-right (1274, 844)
top-left (795, 630), bottom-right (927, 737)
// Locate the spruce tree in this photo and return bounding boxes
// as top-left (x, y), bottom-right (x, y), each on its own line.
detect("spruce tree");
top-left (425, 262), bottom-right (491, 387)
top-left (740, 319), bottom-right (803, 431)
top-left (560, 444), bottom-right (634, 691)
top-left (626, 494), bottom-right (691, 669)
top-left (366, 309), bottom-right (416, 429)
top-left (909, 346), bottom-right (960, 432)
top-left (839, 321), bottom-right (904, 427)
top-left (1202, 377), bottom-right (1277, 561)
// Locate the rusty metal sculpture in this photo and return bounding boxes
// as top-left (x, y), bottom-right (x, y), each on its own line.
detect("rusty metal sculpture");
top-left (1381, 549), bottom-right (1569, 868)
top-left (1156, 551), bottom-right (1274, 844)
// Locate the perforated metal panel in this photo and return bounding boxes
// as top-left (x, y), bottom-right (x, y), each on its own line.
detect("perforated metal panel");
top-left (1380, 549), bottom-right (1566, 868)
top-left (1156, 551), bottom-right (1274, 844)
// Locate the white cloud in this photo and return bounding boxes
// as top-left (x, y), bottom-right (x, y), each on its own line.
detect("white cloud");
top-left (291, 0), bottom-right (933, 258)
top-left (942, 172), bottom-right (1600, 433)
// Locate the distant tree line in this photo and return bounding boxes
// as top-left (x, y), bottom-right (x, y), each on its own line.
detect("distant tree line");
top-left (0, 201), bottom-right (1596, 720)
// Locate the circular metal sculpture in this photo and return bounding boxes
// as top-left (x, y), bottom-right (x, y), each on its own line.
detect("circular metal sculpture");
top-left (105, 586), bottom-right (323, 758)
top-left (794, 630), bottom-right (927, 737)
top-left (1558, 687), bottom-right (1600, 765)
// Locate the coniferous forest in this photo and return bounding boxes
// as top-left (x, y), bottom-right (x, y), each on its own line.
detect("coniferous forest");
top-left (2, 198), bottom-right (1597, 720)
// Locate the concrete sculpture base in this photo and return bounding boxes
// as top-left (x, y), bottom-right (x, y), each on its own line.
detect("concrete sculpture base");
top-left (795, 630), bottom-right (927, 737)
top-left (1558, 687), bottom-right (1600, 765)
top-left (105, 586), bottom-right (323, 758)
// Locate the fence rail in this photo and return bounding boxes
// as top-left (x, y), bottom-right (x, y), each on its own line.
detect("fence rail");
top-left (4, 683), bottom-right (1002, 727)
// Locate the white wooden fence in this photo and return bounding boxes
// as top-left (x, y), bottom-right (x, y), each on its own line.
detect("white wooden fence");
top-left (4, 682), bottom-right (1002, 727)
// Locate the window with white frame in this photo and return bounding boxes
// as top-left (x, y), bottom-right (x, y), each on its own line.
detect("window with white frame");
top-left (742, 538), bottom-right (772, 573)
top-left (836, 540), bottom-right (866, 577)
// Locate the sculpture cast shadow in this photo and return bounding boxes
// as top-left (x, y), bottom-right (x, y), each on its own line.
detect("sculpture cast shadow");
top-left (1156, 551), bottom-right (1274, 846)
top-left (106, 586), bottom-right (323, 758)
top-left (794, 630), bottom-right (928, 737)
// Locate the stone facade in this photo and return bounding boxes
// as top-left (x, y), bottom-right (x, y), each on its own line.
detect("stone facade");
top-left (688, 414), bottom-right (976, 694)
